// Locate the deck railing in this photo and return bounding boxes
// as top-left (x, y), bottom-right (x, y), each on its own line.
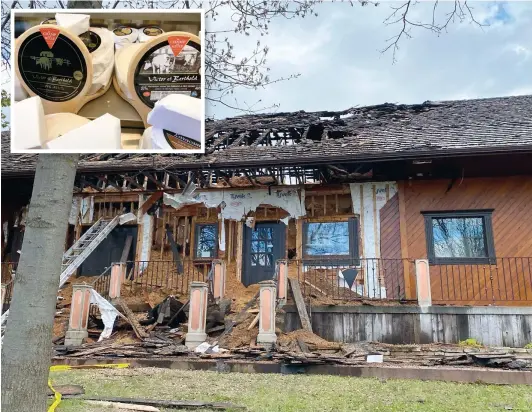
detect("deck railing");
top-left (122, 259), bottom-right (212, 297)
top-left (429, 257), bottom-right (532, 305)
top-left (292, 258), bottom-right (416, 301)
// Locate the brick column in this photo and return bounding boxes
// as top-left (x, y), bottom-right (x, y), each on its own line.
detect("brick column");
top-left (276, 260), bottom-right (288, 306)
top-left (415, 259), bottom-right (432, 307)
top-left (257, 280), bottom-right (277, 348)
top-left (65, 284), bottom-right (92, 346)
top-left (109, 263), bottom-right (125, 300)
top-left (212, 259), bottom-right (226, 302)
top-left (185, 281), bottom-right (208, 349)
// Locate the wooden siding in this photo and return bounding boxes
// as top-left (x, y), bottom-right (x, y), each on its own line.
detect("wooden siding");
top-left (379, 193), bottom-right (405, 298)
top-left (401, 176), bottom-right (532, 305)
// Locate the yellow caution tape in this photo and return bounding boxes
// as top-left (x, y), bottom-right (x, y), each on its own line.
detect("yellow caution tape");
top-left (50, 363), bottom-right (129, 371)
top-left (47, 378), bottom-right (62, 412)
top-left (47, 363), bottom-right (129, 411)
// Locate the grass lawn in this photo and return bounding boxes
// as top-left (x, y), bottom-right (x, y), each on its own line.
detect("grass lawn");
top-left (48, 367), bottom-right (532, 412)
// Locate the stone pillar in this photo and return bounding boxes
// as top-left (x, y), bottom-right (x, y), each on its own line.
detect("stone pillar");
top-left (64, 284), bottom-right (92, 346)
top-left (185, 281), bottom-right (208, 349)
top-left (276, 260), bottom-right (288, 306)
top-left (212, 259), bottom-right (226, 302)
top-left (257, 280), bottom-right (277, 348)
top-left (415, 259), bottom-right (432, 307)
top-left (109, 263), bottom-right (125, 300)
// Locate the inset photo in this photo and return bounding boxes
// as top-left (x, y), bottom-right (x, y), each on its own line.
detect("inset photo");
top-left (10, 9), bottom-right (204, 153)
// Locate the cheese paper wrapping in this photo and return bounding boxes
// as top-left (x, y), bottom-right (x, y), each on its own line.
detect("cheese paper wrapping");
top-left (55, 13), bottom-right (90, 36)
top-left (147, 94), bottom-right (201, 141)
top-left (13, 96), bottom-right (47, 150)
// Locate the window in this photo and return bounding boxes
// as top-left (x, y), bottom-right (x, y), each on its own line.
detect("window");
top-left (423, 210), bottom-right (495, 264)
top-left (303, 218), bottom-right (359, 262)
top-left (194, 223), bottom-right (218, 258)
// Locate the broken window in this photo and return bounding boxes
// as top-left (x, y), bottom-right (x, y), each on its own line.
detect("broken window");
top-left (302, 218), bottom-right (359, 262)
top-left (194, 223), bottom-right (218, 259)
top-left (423, 210), bottom-right (496, 264)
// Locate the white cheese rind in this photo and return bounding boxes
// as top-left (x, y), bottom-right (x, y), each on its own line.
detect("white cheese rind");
top-left (147, 94), bottom-right (201, 141)
top-left (55, 13), bottom-right (90, 36)
top-left (13, 96), bottom-right (47, 150)
top-left (114, 43), bottom-right (144, 100)
top-left (45, 113), bottom-right (122, 150)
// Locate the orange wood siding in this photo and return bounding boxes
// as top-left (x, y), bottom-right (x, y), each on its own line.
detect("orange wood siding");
top-left (400, 176), bottom-right (532, 305)
top-left (379, 193), bottom-right (405, 298)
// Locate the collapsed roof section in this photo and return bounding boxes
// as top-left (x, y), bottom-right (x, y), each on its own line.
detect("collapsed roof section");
top-left (2, 94), bottom-right (531, 191)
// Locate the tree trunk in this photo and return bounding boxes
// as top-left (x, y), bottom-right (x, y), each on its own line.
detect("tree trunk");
top-left (1, 154), bottom-right (79, 412)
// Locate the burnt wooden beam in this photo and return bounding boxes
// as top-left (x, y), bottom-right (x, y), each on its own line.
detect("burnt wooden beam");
top-left (228, 132), bottom-right (248, 148)
top-left (251, 130), bottom-right (271, 147)
top-left (100, 175), bottom-right (123, 192)
top-left (123, 176), bottom-right (143, 190)
top-left (142, 172), bottom-right (165, 190)
top-left (243, 170), bottom-right (256, 186)
top-left (140, 191), bottom-right (164, 215)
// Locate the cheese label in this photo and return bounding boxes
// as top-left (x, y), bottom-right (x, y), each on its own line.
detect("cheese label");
top-left (113, 26), bottom-right (134, 36)
top-left (163, 129), bottom-right (201, 150)
top-left (40, 27), bottom-right (60, 49)
top-left (168, 36), bottom-right (189, 57)
top-left (79, 30), bottom-right (101, 53)
top-left (133, 38), bottom-right (201, 108)
top-left (142, 26), bottom-right (163, 37)
top-left (18, 31), bottom-right (87, 102)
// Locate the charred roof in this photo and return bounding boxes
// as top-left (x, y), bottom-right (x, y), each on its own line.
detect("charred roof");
top-left (2, 94), bottom-right (532, 176)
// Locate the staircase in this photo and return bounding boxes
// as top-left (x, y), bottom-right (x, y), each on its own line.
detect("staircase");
top-left (59, 217), bottom-right (120, 288)
top-left (1, 216), bottom-right (120, 334)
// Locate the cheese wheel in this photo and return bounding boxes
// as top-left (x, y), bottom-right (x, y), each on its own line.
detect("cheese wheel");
top-left (140, 126), bottom-right (154, 149)
top-left (138, 26), bottom-right (164, 43)
top-left (113, 26), bottom-right (138, 50)
top-left (14, 74), bottom-right (29, 102)
top-left (44, 113), bottom-right (91, 143)
top-left (87, 27), bottom-right (115, 96)
top-left (114, 43), bottom-right (144, 100)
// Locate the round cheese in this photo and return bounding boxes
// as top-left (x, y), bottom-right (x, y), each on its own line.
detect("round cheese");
top-left (113, 26), bottom-right (139, 50)
top-left (114, 43), bottom-right (143, 100)
top-left (44, 112), bottom-right (91, 143)
top-left (87, 27), bottom-right (115, 96)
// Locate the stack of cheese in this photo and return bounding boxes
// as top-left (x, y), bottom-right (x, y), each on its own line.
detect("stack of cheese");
top-left (12, 96), bottom-right (122, 151)
top-left (55, 13), bottom-right (115, 96)
top-left (140, 94), bottom-right (201, 150)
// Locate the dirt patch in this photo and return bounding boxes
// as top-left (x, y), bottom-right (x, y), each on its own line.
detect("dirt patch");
top-left (278, 329), bottom-right (339, 350)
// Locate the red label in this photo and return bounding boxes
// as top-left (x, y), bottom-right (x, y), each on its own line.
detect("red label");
top-left (39, 27), bottom-right (60, 49)
top-left (168, 36), bottom-right (189, 56)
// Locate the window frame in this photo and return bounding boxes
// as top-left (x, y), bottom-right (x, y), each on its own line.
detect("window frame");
top-left (302, 217), bottom-right (359, 265)
top-left (194, 223), bottom-right (218, 259)
top-left (422, 209), bottom-right (496, 265)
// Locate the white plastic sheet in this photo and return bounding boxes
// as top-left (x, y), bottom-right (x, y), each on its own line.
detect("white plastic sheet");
top-left (89, 289), bottom-right (119, 341)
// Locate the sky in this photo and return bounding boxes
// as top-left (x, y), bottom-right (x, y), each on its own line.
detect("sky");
top-left (2, 0), bottom-right (531, 126)
top-left (207, 0), bottom-right (532, 119)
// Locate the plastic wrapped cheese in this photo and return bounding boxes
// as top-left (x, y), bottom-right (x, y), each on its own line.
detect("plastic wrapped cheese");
top-left (87, 27), bottom-right (115, 95)
top-left (147, 94), bottom-right (201, 141)
top-left (44, 113), bottom-right (122, 150)
top-left (114, 43), bottom-right (144, 99)
top-left (55, 13), bottom-right (90, 36)
top-left (12, 96), bottom-right (47, 150)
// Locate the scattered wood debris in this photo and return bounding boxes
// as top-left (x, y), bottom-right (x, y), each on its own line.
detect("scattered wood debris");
top-left (80, 396), bottom-right (245, 410)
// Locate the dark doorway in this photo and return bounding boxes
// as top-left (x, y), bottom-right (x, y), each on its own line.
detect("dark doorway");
top-left (242, 222), bottom-right (286, 287)
top-left (78, 225), bottom-right (138, 276)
